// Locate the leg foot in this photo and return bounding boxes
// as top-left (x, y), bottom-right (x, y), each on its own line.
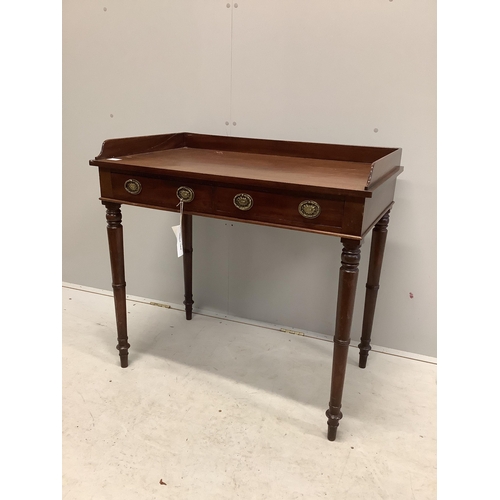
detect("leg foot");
top-left (119, 354), bottom-right (129, 368)
top-left (358, 352), bottom-right (369, 369)
top-left (117, 339), bottom-right (130, 368)
top-left (326, 407), bottom-right (343, 441)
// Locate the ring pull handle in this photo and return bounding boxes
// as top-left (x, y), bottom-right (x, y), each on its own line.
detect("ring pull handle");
top-left (124, 179), bottom-right (142, 195)
top-left (176, 186), bottom-right (195, 203)
top-left (233, 193), bottom-right (253, 211)
top-left (298, 200), bottom-right (321, 219)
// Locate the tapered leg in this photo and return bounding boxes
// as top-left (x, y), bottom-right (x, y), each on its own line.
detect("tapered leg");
top-left (104, 202), bottom-right (130, 368)
top-left (326, 238), bottom-right (361, 441)
top-left (358, 210), bottom-right (390, 369)
top-left (182, 214), bottom-right (194, 320)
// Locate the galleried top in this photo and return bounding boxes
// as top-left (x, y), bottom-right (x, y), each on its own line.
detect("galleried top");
top-left (90, 132), bottom-right (402, 197)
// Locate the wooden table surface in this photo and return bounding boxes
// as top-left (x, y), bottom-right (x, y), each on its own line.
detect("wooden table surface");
top-left (96, 147), bottom-right (375, 193)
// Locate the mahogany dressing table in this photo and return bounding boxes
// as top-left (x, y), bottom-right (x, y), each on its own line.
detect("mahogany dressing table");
top-left (90, 132), bottom-right (403, 441)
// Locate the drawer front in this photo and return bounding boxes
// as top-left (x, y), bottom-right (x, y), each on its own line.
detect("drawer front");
top-left (102, 172), bottom-right (346, 232)
top-left (214, 187), bottom-right (344, 230)
top-left (107, 172), bottom-right (213, 212)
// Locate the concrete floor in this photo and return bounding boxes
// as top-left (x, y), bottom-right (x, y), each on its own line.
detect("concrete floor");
top-left (62, 285), bottom-right (436, 499)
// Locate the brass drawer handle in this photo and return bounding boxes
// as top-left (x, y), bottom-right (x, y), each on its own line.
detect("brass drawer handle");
top-left (298, 200), bottom-right (321, 219)
top-left (176, 186), bottom-right (195, 203)
top-left (233, 193), bottom-right (253, 211)
top-left (124, 179), bottom-right (142, 195)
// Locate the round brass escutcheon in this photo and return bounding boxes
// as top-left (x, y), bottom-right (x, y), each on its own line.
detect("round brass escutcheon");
top-left (233, 193), bottom-right (253, 211)
top-left (298, 200), bottom-right (321, 219)
top-left (124, 179), bottom-right (142, 195)
top-left (176, 186), bottom-right (195, 203)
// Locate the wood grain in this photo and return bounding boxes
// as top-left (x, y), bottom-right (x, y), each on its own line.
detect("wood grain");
top-left (91, 132), bottom-right (403, 197)
top-left (94, 148), bottom-right (373, 193)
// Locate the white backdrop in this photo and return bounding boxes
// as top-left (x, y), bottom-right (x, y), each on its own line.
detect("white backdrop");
top-left (63, 0), bottom-right (436, 356)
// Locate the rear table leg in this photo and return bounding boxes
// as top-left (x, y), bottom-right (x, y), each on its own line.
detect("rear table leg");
top-left (182, 214), bottom-right (194, 320)
top-left (358, 210), bottom-right (391, 368)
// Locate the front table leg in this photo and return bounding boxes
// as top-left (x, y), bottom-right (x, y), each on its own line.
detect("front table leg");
top-left (358, 210), bottom-right (390, 368)
top-left (326, 238), bottom-right (361, 441)
top-left (104, 202), bottom-right (130, 368)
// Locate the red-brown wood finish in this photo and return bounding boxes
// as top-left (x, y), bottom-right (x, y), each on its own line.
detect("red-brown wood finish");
top-left (182, 214), bottom-right (194, 320)
top-left (104, 202), bottom-right (130, 368)
top-left (358, 210), bottom-right (391, 368)
top-left (326, 239), bottom-right (362, 440)
top-left (92, 132), bottom-right (403, 441)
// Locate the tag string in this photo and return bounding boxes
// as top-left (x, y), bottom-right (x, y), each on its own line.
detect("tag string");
top-left (176, 200), bottom-right (184, 224)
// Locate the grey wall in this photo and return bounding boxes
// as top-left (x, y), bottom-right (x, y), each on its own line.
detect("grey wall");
top-left (63, 0), bottom-right (436, 357)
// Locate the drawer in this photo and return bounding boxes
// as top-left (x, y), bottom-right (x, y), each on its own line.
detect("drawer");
top-left (214, 186), bottom-right (344, 230)
top-left (107, 172), bottom-right (213, 212)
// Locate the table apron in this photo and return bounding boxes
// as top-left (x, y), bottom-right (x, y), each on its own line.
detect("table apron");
top-left (99, 169), bottom-right (372, 238)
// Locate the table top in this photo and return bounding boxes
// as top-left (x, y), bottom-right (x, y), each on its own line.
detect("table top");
top-left (91, 133), bottom-right (403, 239)
top-left (90, 133), bottom-right (402, 198)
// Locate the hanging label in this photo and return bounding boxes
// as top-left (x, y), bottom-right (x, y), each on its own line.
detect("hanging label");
top-left (171, 201), bottom-right (184, 257)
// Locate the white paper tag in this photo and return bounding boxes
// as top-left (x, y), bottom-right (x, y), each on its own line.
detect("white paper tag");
top-left (171, 200), bottom-right (184, 257)
top-left (171, 224), bottom-right (183, 257)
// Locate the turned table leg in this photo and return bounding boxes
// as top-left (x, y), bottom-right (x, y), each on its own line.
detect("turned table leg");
top-left (182, 213), bottom-right (194, 320)
top-left (326, 238), bottom-right (361, 441)
top-left (358, 210), bottom-right (391, 369)
top-left (104, 202), bottom-right (130, 368)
